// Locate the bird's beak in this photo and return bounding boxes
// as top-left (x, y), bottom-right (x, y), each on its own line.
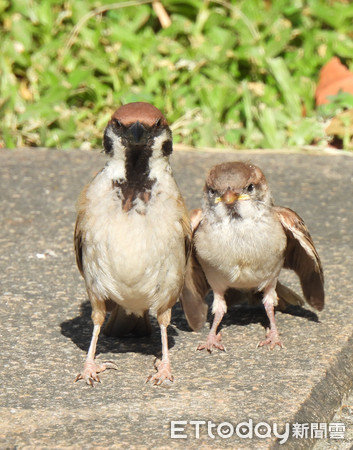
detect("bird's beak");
top-left (215, 190), bottom-right (250, 205)
top-left (128, 121), bottom-right (147, 144)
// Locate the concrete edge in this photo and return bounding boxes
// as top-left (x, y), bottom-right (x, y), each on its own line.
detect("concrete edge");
top-left (4, 146), bottom-right (353, 157)
top-left (173, 144), bottom-right (353, 156)
top-left (271, 332), bottom-right (353, 449)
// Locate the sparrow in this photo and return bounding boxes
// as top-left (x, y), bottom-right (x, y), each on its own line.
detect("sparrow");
top-left (74, 102), bottom-right (191, 386)
top-left (181, 161), bottom-right (324, 350)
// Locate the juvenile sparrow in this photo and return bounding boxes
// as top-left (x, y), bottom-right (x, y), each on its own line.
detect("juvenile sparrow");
top-left (181, 161), bottom-right (324, 350)
top-left (74, 102), bottom-right (191, 385)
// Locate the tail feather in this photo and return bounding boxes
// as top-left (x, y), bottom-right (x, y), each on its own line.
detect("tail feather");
top-left (276, 281), bottom-right (305, 311)
top-left (104, 305), bottom-right (152, 338)
top-left (225, 282), bottom-right (305, 310)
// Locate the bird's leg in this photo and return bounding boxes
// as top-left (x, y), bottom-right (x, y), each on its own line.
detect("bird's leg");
top-left (258, 281), bottom-right (283, 349)
top-left (75, 294), bottom-right (117, 386)
top-left (197, 292), bottom-right (227, 352)
top-left (147, 308), bottom-right (174, 385)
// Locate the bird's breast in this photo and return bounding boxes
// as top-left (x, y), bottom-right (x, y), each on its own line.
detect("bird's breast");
top-left (82, 173), bottom-right (186, 313)
top-left (195, 213), bottom-right (287, 292)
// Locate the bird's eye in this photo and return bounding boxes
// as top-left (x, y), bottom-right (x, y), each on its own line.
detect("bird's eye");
top-left (113, 119), bottom-right (122, 128)
top-left (208, 188), bottom-right (216, 195)
top-left (247, 183), bottom-right (255, 192)
top-left (155, 118), bottom-right (162, 127)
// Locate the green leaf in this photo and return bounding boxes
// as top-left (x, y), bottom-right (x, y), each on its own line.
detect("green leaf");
top-left (267, 57), bottom-right (302, 118)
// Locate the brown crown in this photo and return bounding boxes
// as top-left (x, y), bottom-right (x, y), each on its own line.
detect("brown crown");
top-left (111, 102), bottom-right (168, 127)
top-left (206, 161), bottom-right (267, 192)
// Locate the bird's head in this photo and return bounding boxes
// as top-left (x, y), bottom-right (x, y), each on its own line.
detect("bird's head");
top-left (102, 102), bottom-right (174, 211)
top-left (204, 161), bottom-right (272, 218)
top-left (103, 102), bottom-right (172, 160)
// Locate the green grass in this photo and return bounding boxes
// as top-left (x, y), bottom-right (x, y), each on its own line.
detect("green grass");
top-left (1, 0), bottom-right (353, 150)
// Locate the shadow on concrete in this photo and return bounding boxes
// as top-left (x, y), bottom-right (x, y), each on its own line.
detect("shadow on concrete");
top-left (172, 291), bottom-right (319, 333)
top-left (61, 291), bottom-right (319, 358)
top-left (60, 300), bottom-right (178, 358)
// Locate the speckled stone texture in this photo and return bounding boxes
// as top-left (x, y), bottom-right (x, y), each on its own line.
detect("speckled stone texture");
top-left (1, 148), bottom-right (352, 449)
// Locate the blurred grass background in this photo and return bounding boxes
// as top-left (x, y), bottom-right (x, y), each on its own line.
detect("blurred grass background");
top-left (1, 0), bottom-right (353, 150)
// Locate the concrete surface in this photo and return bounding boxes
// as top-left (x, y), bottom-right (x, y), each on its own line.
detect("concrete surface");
top-left (1, 147), bottom-right (353, 449)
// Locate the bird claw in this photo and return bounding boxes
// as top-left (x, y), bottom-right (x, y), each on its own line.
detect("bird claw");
top-left (146, 360), bottom-right (174, 386)
top-left (102, 360), bottom-right (119, 370)
top-left (75, 360), bottom-right (118, 386)
top-left (75, 371), bottom-right (101, 386)
top-left (257, 329), bottom-right (284, 350)
top-left (197, 332), bottom-right (225, 353)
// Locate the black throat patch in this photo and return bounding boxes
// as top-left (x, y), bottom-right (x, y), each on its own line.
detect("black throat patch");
top-left (112, 144), bottom-right (156, 213)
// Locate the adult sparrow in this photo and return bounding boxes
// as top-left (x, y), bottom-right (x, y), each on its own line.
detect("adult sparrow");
top-left (181, 161), bottom-right (324, 350)
top-left (74, 102), bottom-right (191, 385)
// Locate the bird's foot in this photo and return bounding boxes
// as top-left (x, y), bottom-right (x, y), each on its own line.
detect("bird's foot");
top-left (146, 359), bottom-right (174, 386)
top-left (75, 360), bottom-right (118, 386)
top-left (197, 332), bottom-right (225, 352)
top-left (257, 329), bottom-right (283, 350)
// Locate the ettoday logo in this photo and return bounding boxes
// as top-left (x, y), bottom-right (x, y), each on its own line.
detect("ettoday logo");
top-left (170, 420), bottom-right (345, 444)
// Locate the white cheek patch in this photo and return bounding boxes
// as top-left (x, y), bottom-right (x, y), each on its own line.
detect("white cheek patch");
top-left (104, 127), bottom-right (127, 180)
top-left (149, 129), bottom-right (173, 179)
top-left (105, 158), bottom-right (126, 181)
top-left (106, 127), bottom-right (125, 160)
top-left (151, 129), bottom-right (171, 158)
top-left (103, 129), bottom-right (125, 181)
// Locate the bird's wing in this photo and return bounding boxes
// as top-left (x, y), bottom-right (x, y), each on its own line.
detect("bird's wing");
top-left (180, 209), bottom-right (209, 331)
top-left (74, 217), bottom-right (84, 276)
top-left (74, 183), bottom-right (92, 277)
top-left (74, 194), bottom-right (86, 278)
top-left (177, 194), bottom-right (193, 264)
top-left (274, 206), bottom-right (324, 311)
top-left (189, 208), bottom-right (203, 233)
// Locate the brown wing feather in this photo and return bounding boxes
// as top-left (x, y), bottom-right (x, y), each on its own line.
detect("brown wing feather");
top-left (74, 218), bottom-right (84, 276)
top-left (180, 209), bottom-right (209, 331)
top-left (275, 206), bottom-right (324, 311)
top-left (190, 208), bottom-right (203, 232)
top-left (177, 194), bottom-right (192, 264)
top-left (74, 184), bottom-right (89, 277)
